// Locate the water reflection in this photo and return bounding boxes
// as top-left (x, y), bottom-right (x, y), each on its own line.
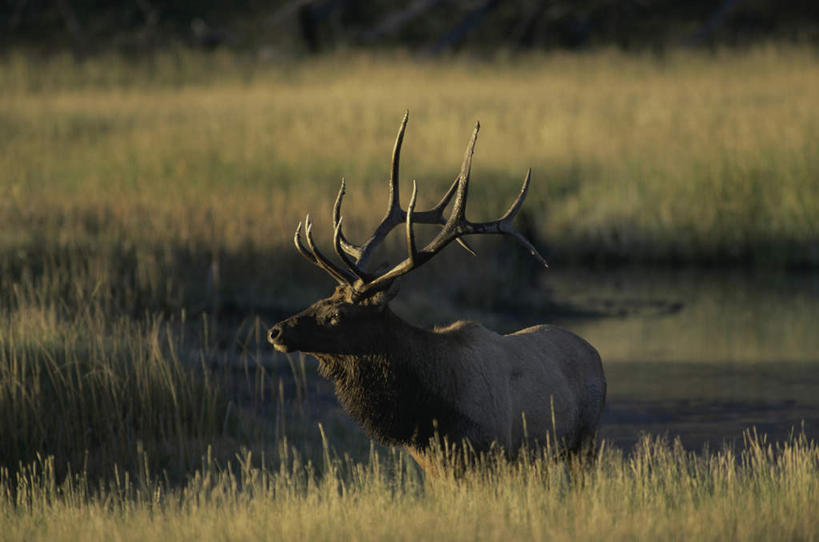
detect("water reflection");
top-left (547, 269), bottom-right (819, 449)
top-left (601, 361), bottom-right (819, 450)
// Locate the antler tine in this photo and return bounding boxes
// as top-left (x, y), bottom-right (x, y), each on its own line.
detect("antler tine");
top-left (422, 120), bottom-right (480, 254)
top-left (410, 121), bottom-right (480, 257)
top-left (467, 169), bottom-right (549, 269)
top-left (304, 215), bottom-right (356, 285)
top-left (355, 111), bottom-right (410, 269)
top-left (334, 217), bottom-right (370, 282)
top-left (406, 180), bottom-right (418, 264)
top-left (389, 110), bottom-right (409, 210)
top-left (402, 177), bottom-right (479, 261)
top-left (293, 221), bottom-right (317, 264)
top-left (452, 120), bottom-right (479, 222)
top-left (499, 168), bottom-right (531, 222)
top-left (427, 165), bottom-right (548, 268)
top-left (332, 178), bottom-right (364, 260)
top-left (412, 176), bottom-right (478, 257)
top-left (355, 124), bottom-right (548, 295)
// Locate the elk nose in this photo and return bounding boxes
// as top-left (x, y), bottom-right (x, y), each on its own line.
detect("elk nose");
top-left (267, 325), bottom-right (283, 344)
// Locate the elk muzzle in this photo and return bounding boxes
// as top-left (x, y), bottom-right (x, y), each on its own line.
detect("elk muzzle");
top-left (267, 322), bottom-right (292, 353)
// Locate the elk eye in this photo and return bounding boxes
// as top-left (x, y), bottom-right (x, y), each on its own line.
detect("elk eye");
top-left (328, 311), bottom-right (343, 325)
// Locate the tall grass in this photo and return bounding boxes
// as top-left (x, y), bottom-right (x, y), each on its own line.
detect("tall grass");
top-left (1, 431), bottom-right (817, 541)
top-left (0, 296), bottom-right (230, 480)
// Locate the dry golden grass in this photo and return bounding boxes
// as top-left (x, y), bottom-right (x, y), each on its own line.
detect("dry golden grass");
top-left (2, 47), bottom-right (818, 540)
top-left (2, 45), bottom-right (818, 278)
top-left (1, 431), bottom-right (817, 542)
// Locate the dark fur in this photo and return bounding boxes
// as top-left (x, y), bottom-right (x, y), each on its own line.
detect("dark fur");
top-left (315, 348), bottom-right (485, 449)
top-left (269, 286), bottom-right (490, 450)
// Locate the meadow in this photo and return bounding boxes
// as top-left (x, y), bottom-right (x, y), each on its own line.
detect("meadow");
top-left (1, 46), bottom-right (818, 539)
top-left (2, 432), bottom-right (818, 541)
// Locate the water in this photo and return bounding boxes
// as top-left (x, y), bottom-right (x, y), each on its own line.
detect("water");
top-left (548, 269), bottom-right (819, 450)
top-left (601, 361), bottom-right (819, 450)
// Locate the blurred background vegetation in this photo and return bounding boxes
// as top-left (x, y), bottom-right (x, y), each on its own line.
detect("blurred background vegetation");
top-left (4, 0), bottom-right (819, 56)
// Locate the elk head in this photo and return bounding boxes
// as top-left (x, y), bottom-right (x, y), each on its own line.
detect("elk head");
top-left (267, 112), bottom-right (548, 356)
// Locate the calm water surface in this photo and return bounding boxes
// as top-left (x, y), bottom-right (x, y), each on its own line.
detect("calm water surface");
top-left (551, 269), bottom-right (819, 450)
top-left (601, 361), bottom-right (819, 450)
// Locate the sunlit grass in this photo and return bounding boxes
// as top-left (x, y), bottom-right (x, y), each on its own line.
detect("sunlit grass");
top-left (1, 431), bottom-right (817, 541)
top-left (2, 47), bottom-right (818, 296)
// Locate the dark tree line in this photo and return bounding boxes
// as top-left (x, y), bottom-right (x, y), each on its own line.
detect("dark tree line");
top-left (3, 0), bottom-right (818, 54)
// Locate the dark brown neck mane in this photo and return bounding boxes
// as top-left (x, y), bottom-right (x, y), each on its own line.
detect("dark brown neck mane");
top-left (313, 309), bottom-right (481, 449)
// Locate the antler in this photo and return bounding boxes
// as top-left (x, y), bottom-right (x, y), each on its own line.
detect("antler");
top-left (294, 113), bottom-right (548, 295)
top-left (294, 216), bottom-right (357, 285)
top-left (331, 111), bottom-right (476, 277)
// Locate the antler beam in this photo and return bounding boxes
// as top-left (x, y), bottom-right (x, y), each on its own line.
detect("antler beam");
top-left (294, 113), bottom-right (548, 295)
top-left (353, 122), bottom-right (547, 293)
top-left (331, 111), bottom-right (476, 275)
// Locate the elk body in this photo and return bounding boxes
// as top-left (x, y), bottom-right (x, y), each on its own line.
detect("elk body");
top-left (268, 114), bottom-right (606, 469)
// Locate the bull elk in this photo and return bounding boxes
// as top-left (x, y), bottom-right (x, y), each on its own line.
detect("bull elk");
top-left (267, 113), bottom-right (606, 470)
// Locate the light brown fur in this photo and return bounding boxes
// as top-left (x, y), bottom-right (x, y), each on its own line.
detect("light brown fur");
top-left (392, 319), bottom-right (606, 455)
